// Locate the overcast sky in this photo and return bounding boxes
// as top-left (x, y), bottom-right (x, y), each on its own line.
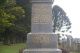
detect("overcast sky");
top-left (53, 0), bottom-right (80, 38)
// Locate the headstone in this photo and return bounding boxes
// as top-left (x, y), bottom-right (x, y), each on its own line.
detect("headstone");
top-left (23, 0), bottom-right (62, 53)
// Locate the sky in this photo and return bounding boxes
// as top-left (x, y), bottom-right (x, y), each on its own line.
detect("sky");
top-left (53, 0), bottom-right (80, 38)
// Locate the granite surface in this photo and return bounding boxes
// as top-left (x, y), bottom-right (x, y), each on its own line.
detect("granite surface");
top-left (23, 0), bottom-right (62, 53)
top-left (23, 48), bottom-right (62, 53)
top-left (27, 33), bottom-right (58, 48)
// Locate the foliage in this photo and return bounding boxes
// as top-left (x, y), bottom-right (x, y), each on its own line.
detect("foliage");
top-left (52, 5), bottom-right (71, 32)
top-left (0, 0), bottom-right (5, 6)
top-left (0, 0), bottom-right (25, 33)
top-left (15, 0), bottom-right (31, 33)
top-left (0, 0), bottom-right (26, 45)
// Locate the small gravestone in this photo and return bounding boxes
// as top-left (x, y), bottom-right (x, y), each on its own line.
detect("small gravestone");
top-left (23, 0), bottom-right (62, 53)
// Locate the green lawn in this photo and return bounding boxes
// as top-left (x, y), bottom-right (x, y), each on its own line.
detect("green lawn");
top-left (0, 43), bottom-right (26, 53)
top-left (70, 52), bottom-right (80, 53)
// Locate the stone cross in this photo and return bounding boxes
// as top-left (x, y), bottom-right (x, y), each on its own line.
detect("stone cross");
top-left (23, 0), bottom-right (62, 53)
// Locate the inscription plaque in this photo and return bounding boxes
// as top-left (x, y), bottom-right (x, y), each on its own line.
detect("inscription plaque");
top-left (32, 4), bottom-right (52, 24)
top-left (27, 33), bottom-right (58, 48)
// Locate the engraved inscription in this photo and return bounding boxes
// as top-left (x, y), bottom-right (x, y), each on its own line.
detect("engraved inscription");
top-left (33, 17), bottom-right (39, 23)
top-left (32, 4), bottom-right (52, 24)
top-left (32, 34), bottom-right (52, 44)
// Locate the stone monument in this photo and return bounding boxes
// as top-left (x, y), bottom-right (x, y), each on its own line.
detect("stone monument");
top-left (23, 0), bottom-right (62, 53)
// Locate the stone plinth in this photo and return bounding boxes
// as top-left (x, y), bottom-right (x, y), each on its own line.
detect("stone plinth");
top-left (27, 33), bottom-right (58, 48)
top-left (31, 2), bottom-right (53, 33)
top-left (23, 49), bottom-right (61, 53)
top-left (23, 0), bottom-right (62, 53)
top-left (31, 0), bottom-right (53, 3)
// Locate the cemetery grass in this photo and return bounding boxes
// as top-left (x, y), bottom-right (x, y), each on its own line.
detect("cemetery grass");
top-left (70, 52), bottom-right (80, 53)
top-left (0, 43), bottom-right (26, 53)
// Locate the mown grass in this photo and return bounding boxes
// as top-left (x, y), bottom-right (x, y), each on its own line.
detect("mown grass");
top-left (0, 43), bottom-right (26, 53)
top-left (70, 52), bottom-right (80, 53)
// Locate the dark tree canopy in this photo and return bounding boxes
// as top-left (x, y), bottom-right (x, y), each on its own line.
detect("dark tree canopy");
top-left (0, 0), bottom-right (25, 33)
top-left (52, 5), bottom-right (71, 32)
top-left (15, 0), bottom-right (31, 33)
top-left (0, 0), bottom-right (28, 44)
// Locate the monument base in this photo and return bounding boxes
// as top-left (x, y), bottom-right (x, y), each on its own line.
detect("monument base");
top-left (27, 33), bottom-right (58, 48)
top-left (23, 48), bottom-right (62, 53)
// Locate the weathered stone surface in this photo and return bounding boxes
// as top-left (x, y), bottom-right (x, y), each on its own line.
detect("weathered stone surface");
top-left (31, 0), bottom-right (53, 3)
top-left (23, 49), bottom-right (62, 53)
top-left (27, 33), bottom-right (58, 48)
top-left (23, 0), bottom-right (62, 53)
top-left (31, 3), bottom-right (53, 33)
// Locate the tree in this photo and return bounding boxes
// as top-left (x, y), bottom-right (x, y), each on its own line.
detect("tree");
top-left (52, 5), bottom-right (72, 49)
top-left (16, 0), bottom-right (31, 33)
top-left (52, 5), bottom-right (71, 32)
top-left (0, 0), bottom-right (25, 32)
top-left (0, 0), bottom-right (25, 44)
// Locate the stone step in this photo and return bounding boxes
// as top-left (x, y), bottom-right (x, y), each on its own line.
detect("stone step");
top-left (23, 48), bottom-right (62, 53)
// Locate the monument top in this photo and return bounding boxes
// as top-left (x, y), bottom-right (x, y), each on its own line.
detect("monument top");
top-left (31, 0), bottom-right (54, 3)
